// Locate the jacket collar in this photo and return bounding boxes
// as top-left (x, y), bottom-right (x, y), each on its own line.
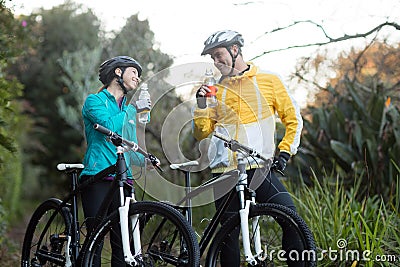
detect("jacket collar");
top-left (102, 88), bottom-right (124, 100)
top-left (221, 62), bottom-right (258, 83)
top-left (99, 89), bottom-right (127, 107)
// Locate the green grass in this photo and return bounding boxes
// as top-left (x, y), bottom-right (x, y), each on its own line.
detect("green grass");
top-left (286, 171), bottom-right (400, 267)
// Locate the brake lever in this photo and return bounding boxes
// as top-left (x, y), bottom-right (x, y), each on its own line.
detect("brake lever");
top-left (108, 134), bottom-right (123, 147)
top-left (270, 164), bottom-right (285, 176)
top-left (148, 153), bottom-right (163, 172)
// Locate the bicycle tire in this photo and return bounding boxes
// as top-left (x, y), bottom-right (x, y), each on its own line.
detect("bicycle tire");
top-left (206, 203), bottom-right (317, 267)
top-left (21, 198), bottom-right (72, 267)
top-left (81, 201), bottom-right (200, 266)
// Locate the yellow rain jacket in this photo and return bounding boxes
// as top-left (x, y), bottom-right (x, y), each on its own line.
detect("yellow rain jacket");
top-left (193, 62), bottom-right (303, 173)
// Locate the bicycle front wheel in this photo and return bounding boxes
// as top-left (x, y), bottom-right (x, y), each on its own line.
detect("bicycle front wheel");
top-left (206, 203), bottom-right (316, 267)
top-left (21, 198), bottom-right (72, 267)
top-left (82, 201), bottom-right (200, 266)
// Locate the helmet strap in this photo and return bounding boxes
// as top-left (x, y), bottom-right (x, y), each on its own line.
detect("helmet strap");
top-left (116, 68), bottom-right (128, 94)
top-left (226, 46), bottom-right (240, 77)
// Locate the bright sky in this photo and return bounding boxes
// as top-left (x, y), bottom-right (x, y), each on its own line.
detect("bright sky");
top-left (7, 0), bottom-right (400, 105)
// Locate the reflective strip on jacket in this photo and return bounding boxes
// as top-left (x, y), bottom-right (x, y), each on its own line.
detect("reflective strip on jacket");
top-left (192, 62), bottom-right (303, 173)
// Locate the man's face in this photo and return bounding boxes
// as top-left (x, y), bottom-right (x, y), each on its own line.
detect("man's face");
top-left (209, 47), bottom-right (233, 76)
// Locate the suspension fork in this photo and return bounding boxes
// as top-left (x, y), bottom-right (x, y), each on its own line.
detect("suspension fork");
top-left (119, 194), bottom-right (139, 265)
top-left (249, 190), bottom-right (263, 258)
top-left (129, 188), bottom-right (142, 260)
top-left (236, 156), bottom-right (258, 265)
top-left (115, 146), bottom-right (140, 265)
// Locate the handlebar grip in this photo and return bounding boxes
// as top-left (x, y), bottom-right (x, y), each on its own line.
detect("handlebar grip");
top-left (92, 124), bottom-right (164, 173)
top-left (213, 131), bottom-right (271, 163)
top-left (94, 124), bottom-right (113, 136)
top-left (213, 131), bottom-right (230, 142)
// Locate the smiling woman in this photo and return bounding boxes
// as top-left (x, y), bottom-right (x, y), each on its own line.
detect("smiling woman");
top-left (79, 55), bottom-right (148, 265)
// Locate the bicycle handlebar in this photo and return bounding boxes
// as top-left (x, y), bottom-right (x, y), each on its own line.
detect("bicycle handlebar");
top-left (94, 124), bottom-right (162, 171)
top-left (213, 131), bottom-right (270, 163)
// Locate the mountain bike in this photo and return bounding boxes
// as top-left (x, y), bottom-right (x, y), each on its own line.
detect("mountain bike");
top-left (21, 124), bottom-right (200, 267)
top-left (170, 132), bottom-right (316, 266)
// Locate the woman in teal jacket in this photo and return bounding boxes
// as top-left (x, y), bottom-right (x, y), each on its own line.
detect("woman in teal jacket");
top-left (80, 56), bottom-right (149, 266)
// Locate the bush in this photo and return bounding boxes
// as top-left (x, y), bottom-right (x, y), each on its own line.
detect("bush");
top-left (292, 78), bottom-right (400, 198)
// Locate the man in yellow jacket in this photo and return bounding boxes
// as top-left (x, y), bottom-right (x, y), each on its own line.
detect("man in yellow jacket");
top-left (193, 30), bottom-right (304, 266)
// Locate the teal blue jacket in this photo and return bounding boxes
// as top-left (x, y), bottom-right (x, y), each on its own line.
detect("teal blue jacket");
top-left (80, 89), bottom-right (145, 178)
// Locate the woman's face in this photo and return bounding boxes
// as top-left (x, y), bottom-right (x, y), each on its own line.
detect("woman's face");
top-left (120, 66), bottom-right (141, 91)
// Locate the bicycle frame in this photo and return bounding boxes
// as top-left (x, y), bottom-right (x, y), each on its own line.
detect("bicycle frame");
top-left (236, 154), bottom-right (263, 264)
top-left (49, 125), bottom-right (160, 266)
top-left (53, 156), bottom-right (136, 264)
top-left (173, 133), bottom-right (270, 264)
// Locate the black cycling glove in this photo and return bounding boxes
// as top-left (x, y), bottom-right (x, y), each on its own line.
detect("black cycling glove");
top-left (272, 152), bottom-right (290, 173)
top-left (196, 88), bottom-right (207, 109)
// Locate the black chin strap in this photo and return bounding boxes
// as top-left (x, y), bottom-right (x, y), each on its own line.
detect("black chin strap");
top-left (220, 46), bottom-right (241, 80)
top-left (116, 68), bottom-right (128, 94)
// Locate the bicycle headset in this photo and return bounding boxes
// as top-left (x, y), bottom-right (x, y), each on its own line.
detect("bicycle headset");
top-left (201, 30), bottom-right (244, 76)
top-left (98, 56), bottom-right (143, 94)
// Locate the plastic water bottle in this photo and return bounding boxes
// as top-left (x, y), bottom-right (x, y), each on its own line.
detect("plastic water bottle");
top-left (204, 69), bottom-right (217, 108)
top-left (138, 83), bottom-right (150, 124)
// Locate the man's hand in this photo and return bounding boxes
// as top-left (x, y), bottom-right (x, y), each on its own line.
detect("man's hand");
top-left (196, 85), bottom-right (212, 109)
top-left (272, 152), bottom-right (290, 174)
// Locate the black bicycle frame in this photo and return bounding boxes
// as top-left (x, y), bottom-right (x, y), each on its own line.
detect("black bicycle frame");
top-left (174, 169), bottom-right (243, 256)
top-left (198, 189), bottom-right (237, 256)
top-left (43, 147), bottom-right (134, 265)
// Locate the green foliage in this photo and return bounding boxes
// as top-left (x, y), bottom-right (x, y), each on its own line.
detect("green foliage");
top-left (287, 173), bottom-right (400, 266)
top-left (57, 46), bottom-right (103, 135)
top-left (107, 14), bottom-right (173, 78)
top-left (0, 1), bottom-right (25, 155)
top-left (0, 1), bottom-right (27, 60)
top-left (9, 1), bottom-right (102, 193)
top-left (0, 70), bottom-right (20, 155)
top-left (0, 198), bottom-right (5, 245)
top-left (294, 78), bottom-right (400, 196)
top-left (0, 0), bottom-right (31, 252)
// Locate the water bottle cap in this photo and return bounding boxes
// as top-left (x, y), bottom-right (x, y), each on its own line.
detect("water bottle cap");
top-left (205, 68), bottom-right (213, 76)
top-left (141, 82), bottom-right (148, 89)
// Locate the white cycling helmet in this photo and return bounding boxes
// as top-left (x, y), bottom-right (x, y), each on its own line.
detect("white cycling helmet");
top-left (201, 30), bottom-right (244, 56)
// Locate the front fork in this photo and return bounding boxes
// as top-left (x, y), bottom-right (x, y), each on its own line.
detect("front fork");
top-left (118, 187), bottom-right (141, 265)
top-left (237, 170), bottom-right (264, 265)
top-left (116, 146), bottom-right (142, 265)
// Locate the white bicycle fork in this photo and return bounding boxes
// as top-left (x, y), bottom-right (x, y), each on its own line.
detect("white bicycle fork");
top-left (118, 187), bottom-right (141, 265)
top-left (238, 176), bottom-right (264, 265)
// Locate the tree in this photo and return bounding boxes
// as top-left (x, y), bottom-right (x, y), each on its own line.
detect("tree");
top-left (10, 1), bottom-right (102, 194)
top-left (0, 0), bottom-right (31, 248)
top-left (107, 14), bottom-right (173, 77)
top-left (57, 46), bottom-right (103, 135)
top-left (252, 20), bottom-right (400, 60)
top-left (289, 41), bottom-right (400, 197)
top-left (0, 0), bottom-right (25, 154)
